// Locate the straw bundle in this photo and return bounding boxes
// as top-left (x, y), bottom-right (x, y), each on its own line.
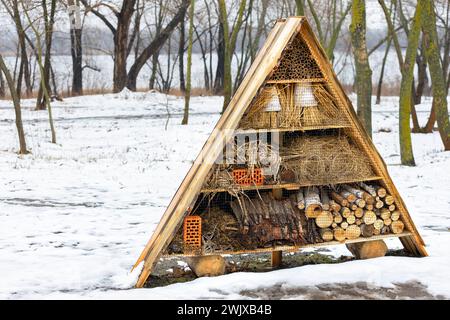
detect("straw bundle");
top-left (281, 135), bottom-right (374, 184)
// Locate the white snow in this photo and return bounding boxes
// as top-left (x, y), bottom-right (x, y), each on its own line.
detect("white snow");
top-left (0, 90), bottom-right (449, 299)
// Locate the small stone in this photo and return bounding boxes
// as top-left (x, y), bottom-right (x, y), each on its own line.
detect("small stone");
top-left (186, 255), bottom-right (226, 277)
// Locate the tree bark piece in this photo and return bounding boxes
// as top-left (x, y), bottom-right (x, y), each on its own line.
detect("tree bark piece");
top-left (346, 240), bottom-right (388, 259)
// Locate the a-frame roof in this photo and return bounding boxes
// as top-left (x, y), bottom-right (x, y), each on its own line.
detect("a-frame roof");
top-left (132, 17), bottom-right (427, 288)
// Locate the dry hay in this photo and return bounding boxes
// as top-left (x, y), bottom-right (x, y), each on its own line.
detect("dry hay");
top-left (281, 135), bottom-right (374, 184)
top-left (204, 141), bottom-right (281, 190)
top-left (201, 207), bottom-right (257, 253)
top-left (239, 83), bottom-right (349, 130)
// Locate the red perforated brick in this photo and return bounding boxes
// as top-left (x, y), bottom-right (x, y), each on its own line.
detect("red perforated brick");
top-left (232, 168), bottom-right (264, 186)
top-left (183, 215), bottom-right (202, 253)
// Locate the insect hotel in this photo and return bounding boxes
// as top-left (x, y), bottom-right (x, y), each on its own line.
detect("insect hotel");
top-left (133, 17), bottom-right (427, 287)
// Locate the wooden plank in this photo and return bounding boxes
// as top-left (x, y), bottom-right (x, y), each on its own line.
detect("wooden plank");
top-left (235, 124), bottom-right (350, 135)
top-left (271, 251), bottom-right (283, 268)
top-left (200, 176), bottom-right (382, 193)
top-left (266, 78), bottom-right (326, 84)
top-left (134, 18), bottom-right (305, 288)
top-left (163, 231), bottom-right (413, 257)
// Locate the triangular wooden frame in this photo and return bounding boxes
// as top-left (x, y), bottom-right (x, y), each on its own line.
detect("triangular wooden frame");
top-left (132, 17), bottom-right (427, 288)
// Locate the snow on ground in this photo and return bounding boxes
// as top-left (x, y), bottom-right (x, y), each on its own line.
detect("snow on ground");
top-left (0, 91), bottom-right (449, 299)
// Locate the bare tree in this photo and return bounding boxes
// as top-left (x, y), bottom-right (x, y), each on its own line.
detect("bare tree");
top-left (68, 0), bottom-right (83, 96)
top-left (0, 53), bottom-right (28, 154)
top-left (350, 0), bottom-right (372, 137)
top-left (182, 0), bottom-right (195, 125)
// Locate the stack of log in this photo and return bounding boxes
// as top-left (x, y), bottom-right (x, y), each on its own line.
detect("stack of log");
top-left (230, 193), bottom-right (306, 246)
top-left (297, 183), bottom-right (405, 243)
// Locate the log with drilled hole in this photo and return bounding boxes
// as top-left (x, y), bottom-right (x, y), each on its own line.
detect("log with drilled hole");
top-left (373, 219), bottom-right (385, 231)
top-left (305, 187), bottom-right (322, 218)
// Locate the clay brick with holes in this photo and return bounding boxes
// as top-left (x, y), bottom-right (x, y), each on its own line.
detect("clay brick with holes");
top-left (183, 216), bottom-right (202, 253)
top-left (232, 168), bottom-right (264, 186)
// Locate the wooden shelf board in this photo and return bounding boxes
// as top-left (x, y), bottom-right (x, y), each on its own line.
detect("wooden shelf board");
top-left (266, 78), bottom-right (327, 84)
top-left (235, 124), bottom-right (350, 134)
top-left (201, 176), bottom-right (382, 193)
top-left (163, 232), bottom-right (413, 258)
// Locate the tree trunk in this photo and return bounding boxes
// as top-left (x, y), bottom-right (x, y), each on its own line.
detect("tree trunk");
top-left (182, 0), bottom-right (195, 125)
top-left (127, 0), bottom-right (190, 91)
top-left (218, 0), bottom-right (247, 112)
top-left (398, 2), bottom-right (423, 166)
top-left (12, 0), bottom-right (32, 98)
top-left (36, 0), bottom-right (56, 110)
top-left (421, 0), bottom-right (450, 150)
top-left (178, 19), bottom-right (186, 93)
top-left (376, 37), bottom-right (391, 104)
top-left (296, 0), bottom-right (304, 15)
top-left (68, 0), bottom-right (83, 96)
top-left (350, 0), bottom-right (373, 138)
top-left (0, 53), bottom-right (28, 154)
top-left (213, 22), bottom-right (225, 95)
top-left (0, 69), bottom-right (5, 98)
top-left (113, 0), bottom-right (136, 93)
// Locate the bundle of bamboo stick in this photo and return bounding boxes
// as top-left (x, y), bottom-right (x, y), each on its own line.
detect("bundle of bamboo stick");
top-left (298, 183), bottom-right (405, 243)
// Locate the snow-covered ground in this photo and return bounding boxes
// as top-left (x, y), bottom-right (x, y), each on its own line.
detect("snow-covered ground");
top-left (0, 91), bottom-right (449, 299)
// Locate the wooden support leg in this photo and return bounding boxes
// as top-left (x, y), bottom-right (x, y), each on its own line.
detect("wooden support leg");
top-left (271, 250), bottom-right (282, 268)
top-left (346, 240), bottom-right (388, 259)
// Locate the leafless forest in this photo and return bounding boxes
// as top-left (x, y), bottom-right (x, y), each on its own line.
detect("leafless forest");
top-left (0, 0), bottom-right (449, 164)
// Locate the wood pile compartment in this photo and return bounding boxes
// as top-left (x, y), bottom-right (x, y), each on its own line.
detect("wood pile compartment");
top-left (166, 181), bottom-right (406, 256)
